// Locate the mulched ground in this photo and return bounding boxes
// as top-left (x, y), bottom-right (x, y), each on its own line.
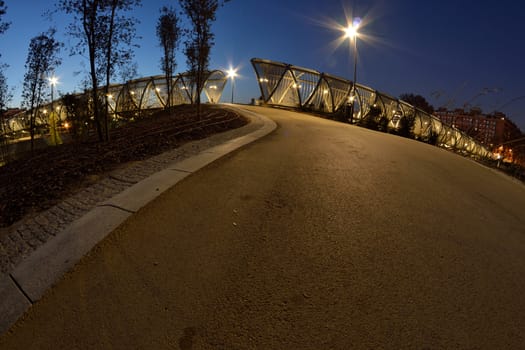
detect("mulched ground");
top-left (0, 105), bottom-right (247, 228)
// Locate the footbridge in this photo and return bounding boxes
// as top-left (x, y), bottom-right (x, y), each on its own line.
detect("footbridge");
top-left (1, 70), bottom-right (228, 137)
top-left (3, 59), bottom-right (492, 160)
top-left (251, 58), bottom-right (491, 159)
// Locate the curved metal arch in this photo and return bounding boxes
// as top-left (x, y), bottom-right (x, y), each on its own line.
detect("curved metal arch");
top-left (115, 82), bottom-right (140, 114)
top-left (321, 75), bottom-right (337, 113)
top-left (178, 72), bottom-right (198, 103)
top-left (304, 74), bottom-right (335, 112)
top-left (366, 91), bottom-right (384, 117)
top-left (353, 84), bottom-right (376, 121)
top-left (172, 75), bottom-right (187, 103)
top-left (151, 76), bottom-right (167, 108)
top-left (121, 77), bottom-right (148, 111)
top-left (136, 78), bottom-right (152, 110)
top-left (382, 93), bottom-right (400, 122)
top-left (106, 84), bottom-right (122, 113)
top-left (113, 83), bottom-right (126, 113)
top-left (203, 70), bottom-right (228, 104)
top-left (3, 71), bottom-right (228, 140)
top-left (252, 59), bottom-right (290, 103)
top-left (301, 72), bottom-right (325, 109)
top-left (289, 68), bottom-right (304, 107)
top-left (320, 72), bottom-right (352, 113)
top-left (270, 65), bottom-right (299, 106)
top-left (289, 65), bottom-right (322, 108)
top-left (140, 79), bottom-right (162, 110)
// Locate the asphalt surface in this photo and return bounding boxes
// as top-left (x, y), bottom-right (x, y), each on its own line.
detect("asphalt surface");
top-left (1, 106), bottom-right (525, 349)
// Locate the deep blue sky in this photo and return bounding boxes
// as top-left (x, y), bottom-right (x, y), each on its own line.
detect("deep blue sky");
top-left (1, 0), bottom-right (524, 131)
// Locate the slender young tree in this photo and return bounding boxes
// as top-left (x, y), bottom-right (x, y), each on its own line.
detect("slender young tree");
top-left (101, 0), bottom-right (141, 140)
top-left (0, 66), bottom-right (12, 160)
top-left (0, 1), bottom-right (11, 161)
top-left (119, 61), bottom-right (138, 83)
top-left (0, 66), bottom-right (11, 115)
top-left (61, 92), bottom-right (90, 141)
top-left (0, 0), bottom-right (9, 136)
top-left (399, 93), bottom-right (434, 114)
top-left (0, 0), bottom-right (10, 35)
top-left (56, 0), bottom-right (141, 141)
top-left (0, 65), bottom-right (12, 120)
top-left (22, 28), bottom-right (62, 152)
top-left (178, 0), bottom-right (230, 109)
top-left (57, 0), bottom-right (103, 140)
top-left (156, 6), bottom-right (180, 109)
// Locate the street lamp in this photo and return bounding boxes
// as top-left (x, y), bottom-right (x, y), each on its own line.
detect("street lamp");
top-left (48, 75), bottom-right (59, 123)
top-left (344, 17), bottom-right (361, 123)
top-left (48, 75), bottom-right (59, 120)
top-left (227, 68), bottom-right (237, 104)
top-left (47, 75), bottom-right (61, 145)
top-left (48, 76), bottom-right (58, 104)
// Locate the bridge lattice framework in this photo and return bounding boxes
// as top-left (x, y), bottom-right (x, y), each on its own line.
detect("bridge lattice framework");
top-left (251, 58), bottom-right (490, 158)
top-left (2, 70), bottom-right (228, 135)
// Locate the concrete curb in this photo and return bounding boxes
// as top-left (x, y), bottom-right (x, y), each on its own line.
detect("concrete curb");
top-left (0, 106), bottom-right (276, 334)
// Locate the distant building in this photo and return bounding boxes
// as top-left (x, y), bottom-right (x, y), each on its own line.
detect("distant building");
top-left (435, 108), bottom-right (522, 146)
top-left (435, 108), bottom-right (524, 165)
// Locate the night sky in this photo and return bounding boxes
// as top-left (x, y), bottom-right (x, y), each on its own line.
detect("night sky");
top-left (1, 0), bottom-right (524, 131)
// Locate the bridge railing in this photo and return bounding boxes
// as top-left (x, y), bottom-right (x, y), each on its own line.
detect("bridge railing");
top-left (1, 70), bottom-right (228, 138)
top-left (251, 58), bottom-right (491, 159)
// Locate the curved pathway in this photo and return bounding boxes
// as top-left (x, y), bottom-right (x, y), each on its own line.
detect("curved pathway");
top-left (1, 106), bottom-right (525, 349)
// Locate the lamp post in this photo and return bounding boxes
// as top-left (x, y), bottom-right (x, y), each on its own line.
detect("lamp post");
top-left (49, 75), bottom-right (58, 108)
top-left (48, 75), bottom-right (61, 145)
top-left (227, 68), bottom-right (237, 104)
top-left (344, 17), bottom-right (361, 123)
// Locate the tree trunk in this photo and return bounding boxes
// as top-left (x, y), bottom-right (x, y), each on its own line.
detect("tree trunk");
top-left (104, 0), bottom-right (117, 141)
top-left (86, 0), bottom-right (103, 142)
top-left (30, 111), bottom-right (35, 153)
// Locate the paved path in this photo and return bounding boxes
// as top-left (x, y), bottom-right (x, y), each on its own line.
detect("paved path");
top-left (1, 106), bottom-right (525, 349)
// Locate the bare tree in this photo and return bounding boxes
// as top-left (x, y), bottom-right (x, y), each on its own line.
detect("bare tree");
top-left (61, 92), bottom-right (90, 141)
top-left (56, 0), bottom-right (141, 141)
top-left (0, 0), bottom-right (10, 35)
top-left (0, 0), bottom-right (10, 140)
top-left (0, 66), bottom-right (12, 161)
top-left (178, 0), bottom-right (230, 109)
top-left (119, 61), bottom-right (138, 83)
top-left (0, 0), bottom-right (10, 130)
top-left (0, 0), bottom-right (10, 111)
top-left (0, 66), bottom-right (11, 114)
top-left (156, 6), bottom-right (180, 109)
top-left (0, 1), bottom-right (11, 162)
top-left (57, 0), bottom-right (103, 141)
top-left (399, 93), bottom-right (434, 114)
top-left (0, 65), bottom-right (12, 120)
top-left (22, 28), bottom-right (63, 152)
top-left (100, 0), bottom-right (141, 140)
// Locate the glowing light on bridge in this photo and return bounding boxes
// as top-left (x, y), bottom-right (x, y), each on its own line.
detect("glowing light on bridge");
top-left (2, 71), bottom-right (230, 138)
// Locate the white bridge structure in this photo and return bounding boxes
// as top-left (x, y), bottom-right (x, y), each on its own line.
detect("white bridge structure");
top-left (2, 60), bottom-right (493, 160)
top-left (251, 58), bottom-right (491, 159)
top-left (1, 70), bottom-right (228, 137)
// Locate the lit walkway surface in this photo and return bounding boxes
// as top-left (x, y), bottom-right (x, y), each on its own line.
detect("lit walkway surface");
top-left (2, 106), bottom-right (525, 349)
